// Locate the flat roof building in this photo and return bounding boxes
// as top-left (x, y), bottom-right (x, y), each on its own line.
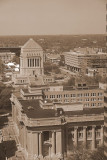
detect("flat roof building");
top-left (0, 52), bottom-right (15, 63)
top-left (64, 48), bottom-right (107, 76)
top-left (11, 84), bottom-right (104, 160)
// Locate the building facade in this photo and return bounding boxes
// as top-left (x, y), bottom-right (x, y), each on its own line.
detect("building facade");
top-left (64, 49), bottom-right (107, 76)
top-left (0, 52), bottom-right (15, 63)
top-left (12, 39), bottom-right (44, 86)
top-left (11, 84), bottom-right (104, 160)
top-left (20, 38), bottom-right (44, 77)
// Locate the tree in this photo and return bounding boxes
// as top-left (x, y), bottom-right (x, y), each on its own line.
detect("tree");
top-left (63, 77), bottom-right (75, 86)
top-left (66, 146), bottom-right (106, 160)
top-left (0, 140), bottom-right (17, 159)
top-left (44, 62), bottom-right (60, 74)
top-left (12, 55), bottom-right (20, 64)
top-left (90, 146), bottom-right (106, 160)
top-left (0, 84), bottom-right (13, 111)
top-left (0, 59), bottom-right (5, 74)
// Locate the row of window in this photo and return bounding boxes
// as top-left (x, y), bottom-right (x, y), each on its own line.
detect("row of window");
top-left (0, 56), bottom-right (11, 59)
top-left (70, 128), bottom-right (101, 139)
top-left (46, 95), bottom-right (103, 101)
top-left (46, 92), bottom-right (103, 99)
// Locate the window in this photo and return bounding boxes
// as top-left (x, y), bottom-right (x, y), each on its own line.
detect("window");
top-left (91, 98), bottom-right (96, 101)
top-left (71, 94), bottom-right (76, 97)
top-left (98, 103), bottom-right (102, 107)
top-left (98, 98), bottom-right (102, 101)
top-left (91, 103), bottom-right (96, 107)
top-left (64, 99), bottom-right (69, 103)
top-left (84, 103), bottom-right (89, 107)
top-left (45, 95), bottom-right (48, 99)
top-left (78, 132), bottom-right (83, 139)
top-left (91, 93), bottom-right (96, 96)
top-left (87, 131), bottom-right (92, 138)
top-left (57, 95), bottom-right (62, 98)
top-left (96, 131), bottom-right (100, 138)
top-left (77, 94), bottom-right (82, 97)
top-left (84, 93), bottom-right (89, 97)
top-left (98, 93), bottom-right (103, 96)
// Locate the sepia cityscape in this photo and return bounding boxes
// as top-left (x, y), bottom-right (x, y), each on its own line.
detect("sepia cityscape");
top-left (0, 0), bottom-right (107, 160)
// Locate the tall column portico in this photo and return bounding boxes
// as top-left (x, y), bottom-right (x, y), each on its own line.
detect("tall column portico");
top-left (92, 126), bottom-right (96, 150)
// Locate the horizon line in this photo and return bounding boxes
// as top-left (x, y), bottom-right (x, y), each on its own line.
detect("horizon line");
top-left (0, 33), bottom-right (106, 37)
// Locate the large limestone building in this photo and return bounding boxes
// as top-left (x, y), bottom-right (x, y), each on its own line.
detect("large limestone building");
top-left (11, 84), bottom-right (104, 160)
top-left (12, 38), bottom-right (44, 86)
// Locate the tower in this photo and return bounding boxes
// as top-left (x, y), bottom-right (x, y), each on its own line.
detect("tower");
top-left (20, 38), bottom-right (44, 77)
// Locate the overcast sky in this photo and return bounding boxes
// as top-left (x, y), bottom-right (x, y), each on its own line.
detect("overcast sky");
top-left (0, 0), bottom-right (106, 35)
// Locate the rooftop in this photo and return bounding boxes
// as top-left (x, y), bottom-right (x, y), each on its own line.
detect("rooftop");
top-left (64, 107), bottom-right (104, 116)
top-left (19, 99), bottom-right (104, 119)
top-left (19, 99), bottom-right (57, 118)
top-left (22, 38), bottom-right (42, 50)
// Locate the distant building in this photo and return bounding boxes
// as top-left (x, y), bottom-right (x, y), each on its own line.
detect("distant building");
top-left (12, 39), bottom-right (44, 86)
top-left (64, 48), bottom-right (107, 76)
top-left (43, 75), bottom-right (55, 84)
top-left (0, 52), bottom-right (15, 63)
top-left (46, 53), bottom-right (61, 64)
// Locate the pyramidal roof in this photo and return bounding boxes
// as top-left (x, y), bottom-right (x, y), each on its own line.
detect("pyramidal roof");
top-left (22, 38), bottom-right (42, 49)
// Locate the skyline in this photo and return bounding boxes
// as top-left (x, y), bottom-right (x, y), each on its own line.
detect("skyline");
top-left (0, 0), bottom-right (106, 35)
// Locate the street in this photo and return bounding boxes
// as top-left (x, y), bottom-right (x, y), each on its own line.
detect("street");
top-left (1, 116), bottom-right (25, 160)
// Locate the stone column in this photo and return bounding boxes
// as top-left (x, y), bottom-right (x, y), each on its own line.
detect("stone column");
top-left (39, 132), bottom-right (42, 156)
top-left (33, 132), bottom-right (39, 156)
top-left (56, 131), bottom-right (62, 154)
top-left (51, 131), bottom-right (55, 155)
top-left (23, 126), bottom-right (26, 150)
top-left (101, 125), bottom-right (104, 146)
top-left (83, 126), bottom-right (87, 147)
top-left (66, 128), bottom-right (68, 156)
top-left (74, 127), bottom-right (78, 147)
top-left (92, 126), bottom-right (96, 150)
top-left (27, 132), bottom-right (33, 154)
top-left (35, 59), bottom-right (36, 67)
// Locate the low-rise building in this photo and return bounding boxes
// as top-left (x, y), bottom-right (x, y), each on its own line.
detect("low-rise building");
top-left (64, 48), bottom-right (107, 76)
top-left (0, 52), bottom-right (15, 63)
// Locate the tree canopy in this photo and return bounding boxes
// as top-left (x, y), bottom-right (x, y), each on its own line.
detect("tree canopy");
top-left (0, 59), bottom-right (5, 74)
top-left (0, 83), bottom-right (12, 112)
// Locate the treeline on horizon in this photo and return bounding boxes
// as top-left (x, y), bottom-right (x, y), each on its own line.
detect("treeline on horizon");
top-left (0, 34), bottom-right (106, 56)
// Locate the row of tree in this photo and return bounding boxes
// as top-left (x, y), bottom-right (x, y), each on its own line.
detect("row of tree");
top-left (66, 146), bottom-right (106, 160)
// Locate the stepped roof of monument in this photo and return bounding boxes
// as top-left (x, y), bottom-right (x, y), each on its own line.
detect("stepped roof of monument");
top-left (22, 38), bottom-right (42, 49)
